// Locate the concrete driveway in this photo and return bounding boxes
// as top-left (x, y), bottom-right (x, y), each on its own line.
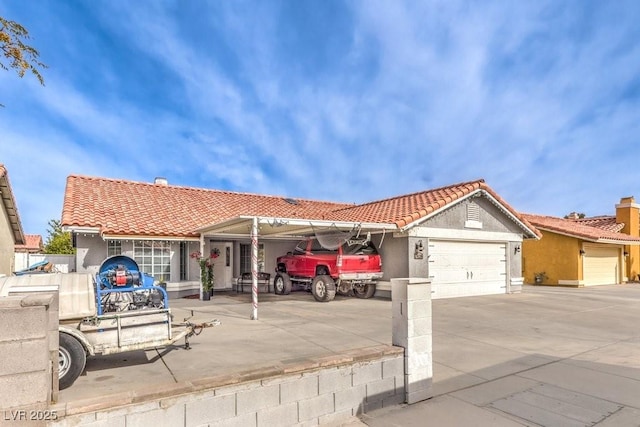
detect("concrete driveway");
top-left (59, 285), bottom-right (640, 426)
top-left (365, 284), bottom-right (640, 426)
top-left (58, 291), bottom-right (392, 402)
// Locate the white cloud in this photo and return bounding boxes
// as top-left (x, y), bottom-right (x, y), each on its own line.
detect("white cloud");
top-left (3, 0), bottom-right (640, 236)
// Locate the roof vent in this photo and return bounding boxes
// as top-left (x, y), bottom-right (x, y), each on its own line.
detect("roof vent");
top-left (283, 197), bottom-right (299, 205)
top-left (154, 177), bottom-right (168, 186)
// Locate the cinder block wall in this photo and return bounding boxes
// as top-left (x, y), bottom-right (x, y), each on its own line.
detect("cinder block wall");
top-left (391, 278), bottom-right (433, 404)
top-left (50, 346), bottom-right (404, 427)
top-left (0, 293), bottom-right (59, 410)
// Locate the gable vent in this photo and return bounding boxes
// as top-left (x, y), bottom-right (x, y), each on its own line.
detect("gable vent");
top-left (467, 202), bottom-right (480, 221)
top-left (465, 202), bottom-right (482, 229)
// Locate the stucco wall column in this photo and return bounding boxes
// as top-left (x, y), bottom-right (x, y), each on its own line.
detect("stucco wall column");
top-left (391, 277), bottom-right (433, 404)
top-left (616, 197), bottom-right (640, 281)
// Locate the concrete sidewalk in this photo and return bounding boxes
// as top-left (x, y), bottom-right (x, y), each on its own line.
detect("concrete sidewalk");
top-left (57, 285), bottom-right (640, 426)
top-left (361, 284), bottom-right (640, 426)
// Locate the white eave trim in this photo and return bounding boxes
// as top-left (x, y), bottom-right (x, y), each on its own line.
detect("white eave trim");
top-left (535, 227), bottom-right (640, 246)
top-left (196, 216), bottom-right (398, 234)
top-left (595, 238), bottom-right (640, 246)
top-left (64, 226), bottom-right (199, 242)
top-left (404, 227), bottom-right (524, 242)
top-left (101, 234), bottom-right (200, 242)
top-left (63, 226), bottom-right (101, 234)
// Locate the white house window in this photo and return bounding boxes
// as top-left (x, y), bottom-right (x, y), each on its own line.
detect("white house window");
top-left (133, 241), bottom-right (171, 281)
top-left (240, 243), bottom-right (264, 273)
top-left (107, 240), bottom-right (122, 257)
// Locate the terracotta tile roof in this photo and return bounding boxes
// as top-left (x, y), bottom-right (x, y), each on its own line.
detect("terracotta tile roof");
top-left (326, 179), bottom-right (541, 238)
top-left (522, 213), bottom-right (640, 243)
top-left (62, 175), bottom-right (540, 239)
top-left (62, 175), bottom-right (354, 238)
top-left (572, 216), bottom-right (625, 232)
top-left (0, 164), bottom-right (25, 244)
top-left (15, 234), bottom-right (43, 252)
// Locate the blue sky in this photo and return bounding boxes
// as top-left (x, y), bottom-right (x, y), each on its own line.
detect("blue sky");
top-left (2, 1), bottom-right (640, 239)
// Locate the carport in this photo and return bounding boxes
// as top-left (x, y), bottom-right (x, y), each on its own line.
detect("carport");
top-left (196, 215), bottom-right (396, 319)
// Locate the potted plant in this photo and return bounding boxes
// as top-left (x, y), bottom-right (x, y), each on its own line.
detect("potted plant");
top-left (191, 251), bottom-right (215, 300)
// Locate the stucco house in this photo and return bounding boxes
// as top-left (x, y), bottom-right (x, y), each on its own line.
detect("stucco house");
top-left (61, 175), bottom-right (539, 299)
top-left (522, 197), bottom-right (640, 286)
top-left (0, 165), bottom-right (25, 276)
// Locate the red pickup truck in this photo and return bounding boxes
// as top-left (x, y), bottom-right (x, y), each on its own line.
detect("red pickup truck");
top-left (274, 239), bottom-right (383, 302)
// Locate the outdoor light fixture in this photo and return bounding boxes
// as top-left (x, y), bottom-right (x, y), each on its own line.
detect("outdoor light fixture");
top-left (414, 240), bottom-right (424, 259)
top-left (580, 249), bottom-right (586, 256)
top-left (514, 245), bottom-right (521, 254)
top-left (624, 251), bottom-right (630, 257)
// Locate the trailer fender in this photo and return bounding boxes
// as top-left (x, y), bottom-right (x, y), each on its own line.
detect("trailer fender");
top-left (59, 325), bottom-right (95, 356)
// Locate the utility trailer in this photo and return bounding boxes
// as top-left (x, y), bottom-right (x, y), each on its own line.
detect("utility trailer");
top-left (0, 255), bottom-right (217, 389)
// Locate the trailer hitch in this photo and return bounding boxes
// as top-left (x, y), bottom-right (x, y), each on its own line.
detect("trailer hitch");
top-left (181, 319), bottom-right (221, 350)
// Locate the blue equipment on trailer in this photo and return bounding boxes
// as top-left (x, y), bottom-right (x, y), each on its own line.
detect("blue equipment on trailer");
top-left (95, 255), bottom-right (169, 315)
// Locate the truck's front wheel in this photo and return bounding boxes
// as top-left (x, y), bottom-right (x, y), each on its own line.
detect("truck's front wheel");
top-left (311, 275), bottom-right (336, 302)
top-left (353, 283), bottom-right (376, 299)
top-left (59, 333), bottom-right (86, 390)
top-left (274, 273), bottom-right (292, 295)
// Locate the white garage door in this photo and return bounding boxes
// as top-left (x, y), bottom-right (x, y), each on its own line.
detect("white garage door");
top-left (582, 244), bottom-right (620, 286)
top-left (428, 240), bottom-right (507, 299)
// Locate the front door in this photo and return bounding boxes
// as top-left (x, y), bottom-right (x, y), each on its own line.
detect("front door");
top-left (210, 241), bottom-right (233, 290)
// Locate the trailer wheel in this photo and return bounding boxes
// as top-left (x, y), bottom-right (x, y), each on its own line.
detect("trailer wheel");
top-left (274, 273), bottom-right (292, 295)
top-left (353, 283), bottom-right (376, 299)
top-left (59, 333), bottom-right (86, 390)
top-left (311, 275), bottom-right (336, 302)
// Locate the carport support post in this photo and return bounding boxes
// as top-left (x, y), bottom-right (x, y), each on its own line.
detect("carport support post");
top-left (250, 216), bottom-right (259, 320)
top-left (392, 277), bottom-right (433, 404)
top-left (199, 235), bottom-right (205, 300)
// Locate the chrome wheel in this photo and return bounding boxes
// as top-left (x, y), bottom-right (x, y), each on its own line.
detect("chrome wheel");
top-left (311, 275), bottom-right (336, 302)
top-left (59, 346), bottom-right (71, 379)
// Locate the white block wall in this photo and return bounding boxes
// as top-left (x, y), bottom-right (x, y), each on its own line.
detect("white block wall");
top-left (0, 292), bottom-right (59, 410)
top-left (50, 347), bottom-right (405, 427)
top-left (392, 277), bottom-right (433, 404)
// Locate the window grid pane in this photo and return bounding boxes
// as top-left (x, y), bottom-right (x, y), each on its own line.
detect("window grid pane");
top-left (133, 241), bottom-right (171, 281)
top-left (107, 240), bottom-right (122, 257)
top-left (240, 243), bottom-right (264, 273)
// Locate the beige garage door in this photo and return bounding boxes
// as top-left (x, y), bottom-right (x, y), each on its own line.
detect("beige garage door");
top-left (428, 240), bottom-right (507, 299)
top-left (582, 244), bottom-right (620, 286)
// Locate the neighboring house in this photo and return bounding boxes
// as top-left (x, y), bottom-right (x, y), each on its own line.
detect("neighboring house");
top-left (0, 165), bottom-right (25, 276)
top-left (61, 175), bottom-right (539, 299)
top-left (14, 234), bottom-right (44, 271)
top-left (522, 198), bottom-right (640, 286)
